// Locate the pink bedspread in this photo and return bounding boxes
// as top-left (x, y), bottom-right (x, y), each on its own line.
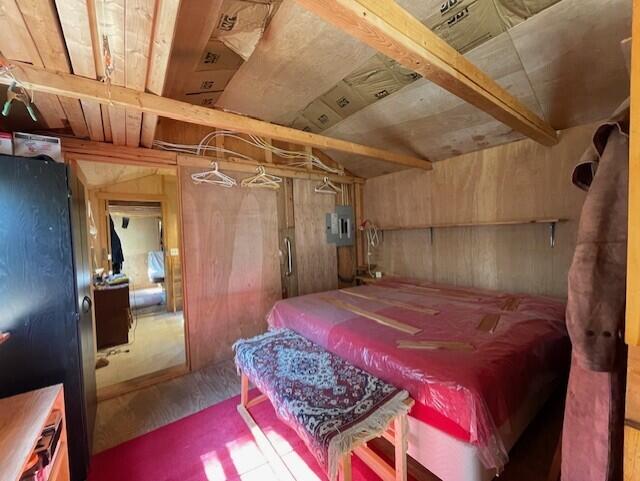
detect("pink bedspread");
top-left (267, 277), bottom-right (570, 471)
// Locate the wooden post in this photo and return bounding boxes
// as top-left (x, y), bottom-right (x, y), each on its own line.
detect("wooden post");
top-left (240, 372), bottom-right (249, 407)
top-left (626, 2), bottom-right (640, 480)
top-left (394, 416), bottom-right (407, 481)
top-left (340, 453), bottom-right (352, 481)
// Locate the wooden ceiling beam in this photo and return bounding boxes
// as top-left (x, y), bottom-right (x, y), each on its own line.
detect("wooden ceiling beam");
top-left (4, 61), bottom-right (432, 170)
top-left (295, 0), bottom-right (558, 146)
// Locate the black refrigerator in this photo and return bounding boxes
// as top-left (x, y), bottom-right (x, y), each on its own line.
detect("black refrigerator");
top-left (0, 154), bottom-right (97, 481)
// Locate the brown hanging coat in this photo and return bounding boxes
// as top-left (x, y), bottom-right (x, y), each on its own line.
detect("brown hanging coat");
top-left (562, 100), bottom-right (629, 481)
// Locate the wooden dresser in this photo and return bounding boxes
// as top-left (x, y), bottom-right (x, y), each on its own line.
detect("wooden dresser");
top-left (94, 283), bottom-right (131, 349)
top-left (0, 385), bottom-right (69, 481)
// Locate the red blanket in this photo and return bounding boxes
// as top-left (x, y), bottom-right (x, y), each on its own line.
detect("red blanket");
top-left (267, 277), bottom-right (570, 471)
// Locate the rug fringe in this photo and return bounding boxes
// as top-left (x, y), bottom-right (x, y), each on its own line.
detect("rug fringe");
top-left (327, 390), bottom-right (411, 481)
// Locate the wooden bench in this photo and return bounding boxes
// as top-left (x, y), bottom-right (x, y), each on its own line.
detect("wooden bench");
top-left (234, 329), bottom-right (414, 481)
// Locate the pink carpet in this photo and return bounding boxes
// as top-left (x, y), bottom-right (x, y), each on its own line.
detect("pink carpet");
top-left (89, 392), bottom-right (401, 481)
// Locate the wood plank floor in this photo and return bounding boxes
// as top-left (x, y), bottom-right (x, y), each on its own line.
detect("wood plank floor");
top-left (96, 309), bottom-right (186, 388)
top-left (93, 362), bottom-right (565, 480)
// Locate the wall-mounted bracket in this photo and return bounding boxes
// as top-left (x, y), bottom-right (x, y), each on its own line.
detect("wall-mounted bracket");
top-left (549, 222), bottom-right (557, 248)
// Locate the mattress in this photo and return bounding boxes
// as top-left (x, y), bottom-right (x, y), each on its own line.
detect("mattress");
top-left (266, 277), bottom-right (570, 472)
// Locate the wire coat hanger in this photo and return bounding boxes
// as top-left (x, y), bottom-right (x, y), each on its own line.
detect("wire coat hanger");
top-left (241, 166), bottom-right (282, 190)
top-left (191, 161), bottom-right (237, 188)
top-left (314, 176), bottom-right (342, 195)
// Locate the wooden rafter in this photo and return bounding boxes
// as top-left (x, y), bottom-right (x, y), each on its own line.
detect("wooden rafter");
top-left (3, 61), bottom-right (433, 170)
top-left (295, 0), bottom-right (558, 146)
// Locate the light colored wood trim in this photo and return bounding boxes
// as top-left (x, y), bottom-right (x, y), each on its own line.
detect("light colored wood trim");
top-left (353, 445), bottom-right (396, 481)
top-left (340, 288), bottom-right (439, 315)
top-left (62, 137), bottom-right (177, 162)
top-left (95, 191), bottom-right (166, 202)
top-left (341, 453), bottom-right (353, 481)
top-left (2, 61), bottom-right (432, 170)
top-left (378, 218), bottom-right (566, 231)
top-left (97, 363), bottom-right (188, 402)
top-left (175, 166), bottom-right (192, 371)
top-left (240, 373), bottom-right (249, 407)
top-left (394, 416), bottom-right (407, 481)
top-left (319, 295), bottom-right (422, 335)
top-left (295, 0), bottom-right (558, 146)
top-left (178, 154), bottom-right (365, 184)
top-left (63, 138), bottom-right (365, 183)
top-left (627, 0), bottom-right (640, 346)
top-left (246, 394), bottom-right (268, 409)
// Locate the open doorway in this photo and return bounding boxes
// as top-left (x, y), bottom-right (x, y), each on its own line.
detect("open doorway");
top-left (76, 161), bottom-right (188, 398)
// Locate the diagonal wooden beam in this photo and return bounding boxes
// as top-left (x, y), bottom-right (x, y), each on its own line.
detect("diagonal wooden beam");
top-left (295, 0), bottom-right (558, 146)
top-left (2, 61), bottom-right (432, 170)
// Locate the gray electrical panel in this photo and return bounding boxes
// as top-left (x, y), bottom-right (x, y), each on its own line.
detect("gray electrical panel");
top-left (325, 205), bottom-right (355, 246)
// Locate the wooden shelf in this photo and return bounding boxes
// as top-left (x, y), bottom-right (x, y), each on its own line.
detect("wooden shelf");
top-left (378, 218), bottom-right (566, 231)
top-left (0, 384), bottom-right (68, 481)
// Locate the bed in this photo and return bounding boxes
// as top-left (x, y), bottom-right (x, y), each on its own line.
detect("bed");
top-left (266, 277), bottom-right (570, 481)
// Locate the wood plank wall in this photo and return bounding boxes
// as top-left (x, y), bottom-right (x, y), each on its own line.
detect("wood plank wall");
top-left (363, 123), bottom-right (596, 298)
top-left (180, 166), bottom-right (282, 369)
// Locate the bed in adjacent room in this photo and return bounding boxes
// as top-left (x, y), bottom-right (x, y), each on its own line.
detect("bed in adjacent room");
top-left (267, 277), bottom-right (570, 481)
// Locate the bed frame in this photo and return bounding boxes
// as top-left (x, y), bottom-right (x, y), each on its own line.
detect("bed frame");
top-left (237, 371), bottom-right (414, 481)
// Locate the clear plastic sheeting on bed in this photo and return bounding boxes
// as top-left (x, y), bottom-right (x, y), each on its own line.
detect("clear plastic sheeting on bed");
top-left (266, 277), bottom-right (570, 472)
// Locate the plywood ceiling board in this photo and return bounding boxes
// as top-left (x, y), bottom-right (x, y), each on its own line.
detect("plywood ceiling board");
top-left (216, 0), bottom-right (375, 125)
top-left (326, 31), bottom-right (538, 171)
top-left (164, 1), bottom-right (225, 100)
top-left (509, 0), bottom-right (632, 129)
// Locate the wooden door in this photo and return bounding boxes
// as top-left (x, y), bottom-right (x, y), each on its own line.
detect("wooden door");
top-left (293, 179), bottom-right (338, 295)
top-left (180, 167), bottom-right (282, 369)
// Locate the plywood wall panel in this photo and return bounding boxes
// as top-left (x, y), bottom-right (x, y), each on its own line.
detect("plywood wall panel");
top-left (364, 123), bottom-right (595, 297)
top-left (181, 167), bottom-right (281, 369)
top-left (293, 179), bottom-right (338, 295)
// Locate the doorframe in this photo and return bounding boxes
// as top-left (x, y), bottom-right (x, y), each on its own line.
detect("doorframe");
top-left (67, 160), bottom-right (192, 400)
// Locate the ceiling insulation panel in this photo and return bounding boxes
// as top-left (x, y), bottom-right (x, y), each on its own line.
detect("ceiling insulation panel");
top-left (324, 0), bottom-right (630, 178)
top-left (216, 0), bottom-right (375, 124)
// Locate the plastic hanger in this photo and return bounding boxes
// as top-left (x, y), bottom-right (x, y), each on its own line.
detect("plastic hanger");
top-left (240, 166), bottom-right (282, 190)
top-left (314, 176), bottom-right (342, 195)
top-left (191, 161), bottom-right (237, 188)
